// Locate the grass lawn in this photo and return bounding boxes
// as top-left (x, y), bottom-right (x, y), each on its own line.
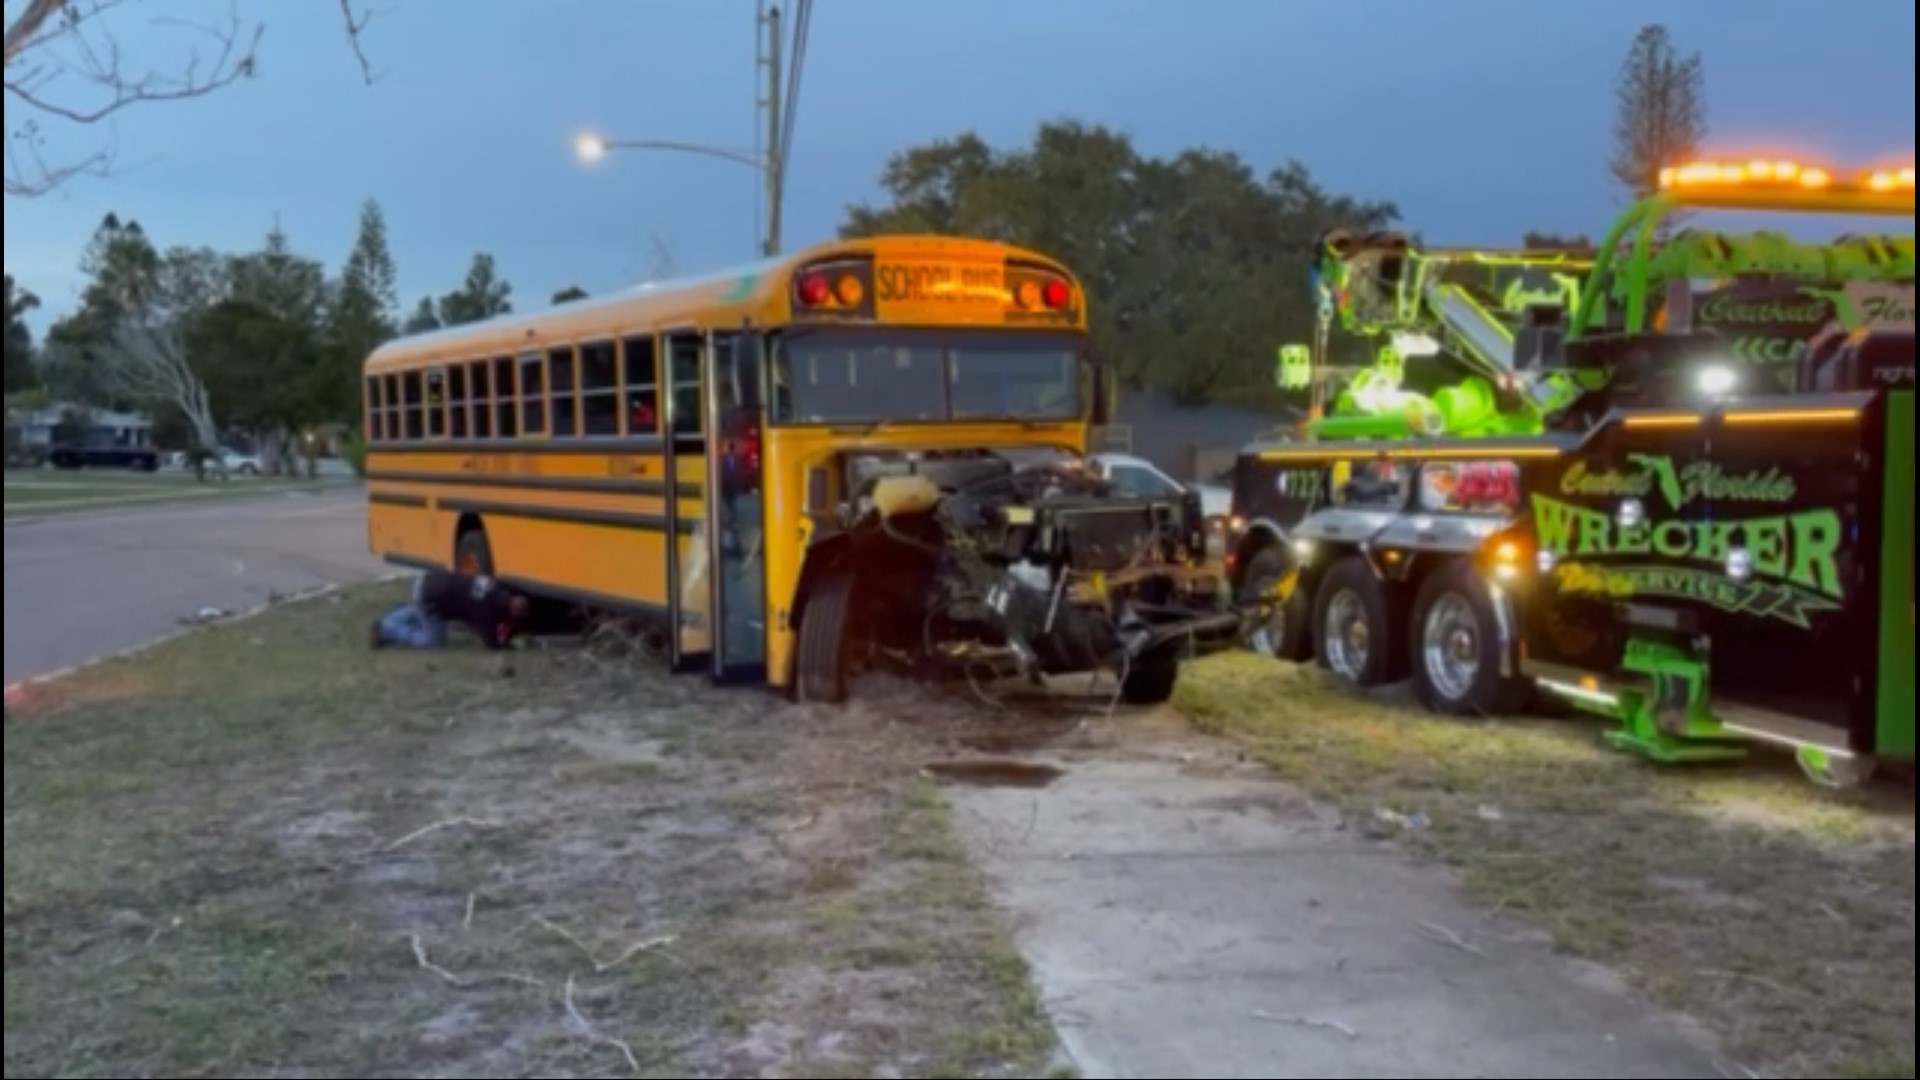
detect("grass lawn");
top-left (3, 469), bottom-right (351, 519)
top-left (1175, 653), bottom-right (1916, 1080)
top-left (3, 583), bottom-right (1067, 1078)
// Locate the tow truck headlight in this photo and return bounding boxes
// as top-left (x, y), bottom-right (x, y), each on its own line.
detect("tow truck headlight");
top-left (1698, 364), bottom-right (1739, 397)
top-left (1537, 549), bottom-right (1559, 574)
top-left (1619, 499), bottom-right (1647, 530)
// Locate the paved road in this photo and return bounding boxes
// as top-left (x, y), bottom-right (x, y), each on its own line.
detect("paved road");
top-left (3, 489), bottom-right (386, 684)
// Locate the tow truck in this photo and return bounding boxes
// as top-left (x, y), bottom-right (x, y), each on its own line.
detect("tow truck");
top-left (1228, 157), bottom-right (1913, 787)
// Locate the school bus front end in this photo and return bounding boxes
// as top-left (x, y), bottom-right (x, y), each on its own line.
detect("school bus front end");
top-left (748, 239), bottom-right (1239, 704)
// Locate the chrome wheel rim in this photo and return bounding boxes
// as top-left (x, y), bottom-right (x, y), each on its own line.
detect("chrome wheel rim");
top-left (1423, 593), bottom-right (1481, 702)
top-left (1324, 589), bottom-right (1370, 679)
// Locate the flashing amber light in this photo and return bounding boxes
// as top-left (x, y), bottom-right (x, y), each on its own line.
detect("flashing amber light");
top-left (797, 273), bottom-right (831, 306)
top-left (1722, 407), bottom-right (1860, 426)
top-left (1580, 675), bottom-right (1603, 693)
top-left (1799, 167), bottom-right (1834, 189)
top-left (836, 274), bottom-right (864, 305)
top-left (1626, 412), bottom-right (1704, 430)
top-left (1043, 279), bottom-right (1071, 309)
top-left (1495, 541), bottom-right (1523, 564)
top-left (1659, 159), bottom-right (1838, 190)
top-left (1016, 280), bottom-right (1042, 308)
top-left (1901, 167), bottom-right (1917, 188)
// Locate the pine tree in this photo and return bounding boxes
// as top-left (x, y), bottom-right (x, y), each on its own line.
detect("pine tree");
top-left (404, 297), bottom-right (442, 335)
top-left (437, 253), bottom-right (512, 326)
top-left (1610, 25), bottom-right (1708, 202)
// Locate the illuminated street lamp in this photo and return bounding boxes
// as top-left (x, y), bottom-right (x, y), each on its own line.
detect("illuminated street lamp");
top-left (574, 132), bottom-right (781, 256)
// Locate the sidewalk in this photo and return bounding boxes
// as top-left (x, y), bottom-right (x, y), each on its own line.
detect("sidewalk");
top-left (944, 725), bottom-right (1730, 1079)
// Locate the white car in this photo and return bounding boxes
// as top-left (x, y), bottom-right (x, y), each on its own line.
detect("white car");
top-left (219, 448), bottom-right (264, 475)
top-left (1089, 452), bottom-right (1232, 518)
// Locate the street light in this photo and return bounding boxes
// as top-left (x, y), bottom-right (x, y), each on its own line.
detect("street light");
top-left (573, 131), bottom-right (781, 256)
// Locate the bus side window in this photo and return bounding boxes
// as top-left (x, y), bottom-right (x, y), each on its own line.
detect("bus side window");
top-left (448, 363), bottom-right (469, 439)
top-left (581, 341), bottom-right (620, 436)
top-left (494, 357), bottom-right (518, 437)
top-left (402, 371), bottom-right (425, 440)
top-left (470, 360), bottom-right (493, 439)
top-left (671, 337), bottom-right (703, 435)
top-left (623, 335), bottom-right (660, 434)
top-left (549, 346), bottom-right (578, 437)
top-left (520, 354), bottom-right (547, 435)
top-left (382, 375), bottom-right (401, 441)
top-left (365, 376), bottom-right (384, 442)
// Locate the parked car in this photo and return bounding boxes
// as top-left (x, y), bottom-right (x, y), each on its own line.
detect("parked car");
top-left (49, 432), bottom-right (160, 472)
top-left (219, 447), bottom-right (264, 475)
top-left (1089, 452), bottom-right (1232, 518)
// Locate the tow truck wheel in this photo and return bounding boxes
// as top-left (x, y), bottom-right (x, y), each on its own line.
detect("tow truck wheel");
top-left (797, 570), bottom-right (857, 703)
top-left (1239, 546), bottom-right (1313, 662)
top-left (1314, 556), bottom-right (1405, 688)
top-left (1410, 560), bottom-right (1532, 716)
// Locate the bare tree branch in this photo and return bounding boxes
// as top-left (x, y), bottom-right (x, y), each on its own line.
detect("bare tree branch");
top-left (4, 0), bottom-right (387, 197)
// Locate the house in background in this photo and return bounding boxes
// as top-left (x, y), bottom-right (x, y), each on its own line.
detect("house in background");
top-left (11, 403), bottom-right (155, 451)
top-left (1107, 388), bottom-right (1297, 483)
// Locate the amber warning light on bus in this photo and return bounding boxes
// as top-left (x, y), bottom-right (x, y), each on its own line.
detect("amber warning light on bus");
top-left (792, 258), bottom-right (877, 320)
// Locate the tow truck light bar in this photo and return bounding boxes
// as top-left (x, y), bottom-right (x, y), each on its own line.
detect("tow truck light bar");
top-left (1659, 158), bottom-right (1915, 194)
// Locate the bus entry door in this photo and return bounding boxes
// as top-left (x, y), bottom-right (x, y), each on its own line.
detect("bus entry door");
top-left (706, 328), bottom-right (769, 682)
top-left (664, 331), bottom-right (712, 670)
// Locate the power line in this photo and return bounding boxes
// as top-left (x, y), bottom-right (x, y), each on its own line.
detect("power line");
top-left (776, 0), bottom-right (813, 211)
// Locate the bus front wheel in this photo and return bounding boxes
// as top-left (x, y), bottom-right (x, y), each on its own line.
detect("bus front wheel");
top-left (797, 570), bottom-right (857, 703)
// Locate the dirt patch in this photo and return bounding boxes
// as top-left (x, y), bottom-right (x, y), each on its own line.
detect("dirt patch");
top-left (3, 583), bottom-right (1066, 1078)
top-left (1175, 653), bottom-right (1916, 1080)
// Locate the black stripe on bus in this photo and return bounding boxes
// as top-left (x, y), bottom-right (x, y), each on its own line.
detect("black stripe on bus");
top-left (366, 470), bottom-right (699, 499)
top-left (384, 553), bottom-right (444, 573)
top-left (368, 437), bottom-right (671, 455)
top-left (439, 498), bottom-right (698, 534)
top-left (369, 491), bottom-right (430, 508)
top-left (497, 576), bottom-right (681, 625)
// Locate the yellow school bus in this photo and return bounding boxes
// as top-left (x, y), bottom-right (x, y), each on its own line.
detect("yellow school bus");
top-left (363, 235), bottom-right (1236, 700)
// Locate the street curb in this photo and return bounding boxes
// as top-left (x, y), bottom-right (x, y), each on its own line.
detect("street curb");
top-left (3, 572), bottom-right (410, 703)
top-left (2, 482), bottom-right (362, 529)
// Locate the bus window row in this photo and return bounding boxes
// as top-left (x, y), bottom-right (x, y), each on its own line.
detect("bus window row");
top-left (364, 335), bottom-right (704, 443)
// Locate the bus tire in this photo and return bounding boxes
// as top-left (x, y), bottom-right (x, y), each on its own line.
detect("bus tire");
top-left (1314, 555), bottom-right (1405, 688)
top-left (1410, 559), bottom-right (1532, 716)
top-left (797, 569), bottom-right (857, 703)
top-left (456, 527), bottom-right (494, 577)
top-left (1238, 545), bottom-right (1313, 662)
top-left (1120, 650), bottom-right (1181, 705)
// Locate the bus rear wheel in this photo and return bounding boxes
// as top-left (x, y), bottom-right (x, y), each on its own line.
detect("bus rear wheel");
top-left (456, 528), bottom-right (494, 577)
top-left (797, 570), bottom-right (858, 703)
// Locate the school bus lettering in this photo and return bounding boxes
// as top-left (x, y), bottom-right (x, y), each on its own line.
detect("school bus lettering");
top-left (875, 263), bottom-right (1006, 303)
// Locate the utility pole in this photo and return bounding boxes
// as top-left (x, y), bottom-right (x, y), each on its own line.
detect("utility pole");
top-left (757, 2), bottom-right (784, 257)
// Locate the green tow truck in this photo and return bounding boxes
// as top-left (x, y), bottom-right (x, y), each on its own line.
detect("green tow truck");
top-left (1228, 157), bottom-right (1914, 787)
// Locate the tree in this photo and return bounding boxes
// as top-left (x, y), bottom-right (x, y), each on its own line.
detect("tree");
top-left (4, 272), bottom-right (38, 393)
top-left (552, 286), bottom-right (589, 305)
top-left (325, 199), bottom-right (399, 420)
top-left (207, 222), bottom-right (331, 472)
top-left (1610, 25), bottom-right (1708, 203)
top-left (403, 297), bottom-right (441, 335)
top-left (437, 253), bottom-right (511, 326)
top-left (1523, 231), bottom-right (1596, 253)
top-left (4, 0), bottom-right (382, 197)
top-left (843, 120), bottom-right (1398, 405)
top-left (50, 217), bottom-right (223, 454)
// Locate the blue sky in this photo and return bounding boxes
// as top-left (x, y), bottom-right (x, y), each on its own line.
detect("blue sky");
top-left (5, 0), bottom-right (1914, 332)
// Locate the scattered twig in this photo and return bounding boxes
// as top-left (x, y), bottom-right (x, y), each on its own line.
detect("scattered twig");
top-left (410, 933), bottom-right (543, 990)
top-left (565, 975), bottom-right (642, 1076)
top-left (1253, 1011), bottom-right (1360, 1040)
top-left (1701, 969), bottom-right (1798, 998)
top-left (463, 893), bottom-right (478, 932)
top-left (378, 817), bottom-right (500, 854)
top-left (534, 915), bottom-right (677, 973)
top-left (1416, 920), bottom-right (1486, 957)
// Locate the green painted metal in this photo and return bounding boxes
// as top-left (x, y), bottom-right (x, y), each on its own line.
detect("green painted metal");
top-left (1878, 389), bottom-right (1915, 760)
top-left (1600, 637), bottom-right (1749, 764)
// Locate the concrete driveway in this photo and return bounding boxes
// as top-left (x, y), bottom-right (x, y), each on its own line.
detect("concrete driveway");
top-left (3, 488), bottom-right (386, 684)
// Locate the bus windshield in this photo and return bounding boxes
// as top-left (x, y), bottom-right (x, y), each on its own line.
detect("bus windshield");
top-left (770, 328), bottom-right (1085, 425)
